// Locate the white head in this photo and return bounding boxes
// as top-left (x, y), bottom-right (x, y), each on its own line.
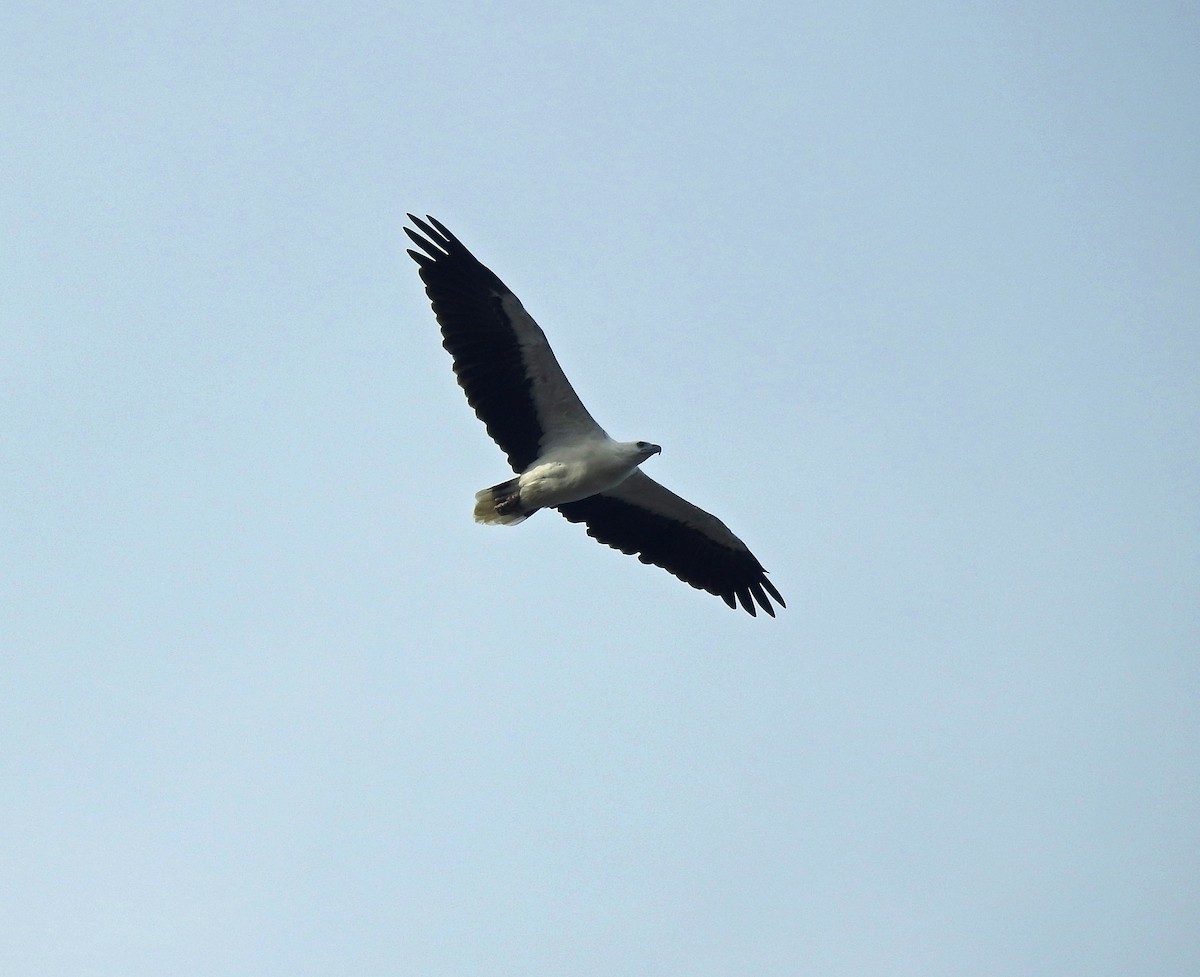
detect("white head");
top-left (629, 440), bottom-right (662, 464)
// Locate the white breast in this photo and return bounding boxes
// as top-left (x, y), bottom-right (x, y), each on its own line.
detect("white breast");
top-left (517, 440), bottom-right (638, 508)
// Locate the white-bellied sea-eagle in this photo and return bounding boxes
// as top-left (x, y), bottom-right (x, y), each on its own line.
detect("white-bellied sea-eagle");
top-left (405, 215), bottom-right (784, 617)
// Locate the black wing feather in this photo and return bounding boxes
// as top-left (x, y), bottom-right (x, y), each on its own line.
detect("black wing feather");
top-left (557, 493), bottom-right (785, 617)
top-left (405, 214), bottom-right (544, 472)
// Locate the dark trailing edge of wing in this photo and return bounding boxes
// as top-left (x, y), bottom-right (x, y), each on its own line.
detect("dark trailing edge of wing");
top-left (556, 494), bottom-right (785, 617)
top-left (404, 214), bottom-right (544, 473)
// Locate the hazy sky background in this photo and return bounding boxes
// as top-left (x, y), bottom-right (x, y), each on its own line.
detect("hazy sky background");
top-left (3, 2), bottom-right (1197, 974)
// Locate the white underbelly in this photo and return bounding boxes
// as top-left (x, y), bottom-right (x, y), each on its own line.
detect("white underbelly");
top-left (518, 452), bottom-right (634, 508)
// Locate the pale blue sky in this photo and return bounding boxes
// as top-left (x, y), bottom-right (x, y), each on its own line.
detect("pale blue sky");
top-left (2, 2), bottom-right (1197, 975)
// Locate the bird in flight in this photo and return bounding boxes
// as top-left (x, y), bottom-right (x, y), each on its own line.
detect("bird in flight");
top-left (405, 215), bottom-right (784, 617)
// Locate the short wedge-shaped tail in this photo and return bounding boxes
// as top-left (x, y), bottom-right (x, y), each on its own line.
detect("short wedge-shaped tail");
top-left (473, 478), bottom-right (537, 525)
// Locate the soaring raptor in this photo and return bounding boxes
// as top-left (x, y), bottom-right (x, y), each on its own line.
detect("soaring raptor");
top-left (405, 215), bottom-right (784, 617)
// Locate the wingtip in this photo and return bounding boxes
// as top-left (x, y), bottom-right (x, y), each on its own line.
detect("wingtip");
top-left (761, 574), bottom-right (785, 610)
top-left (405, 214), bottom-right (459, 255)
top-left (741, 576), bottom-right (783, 617)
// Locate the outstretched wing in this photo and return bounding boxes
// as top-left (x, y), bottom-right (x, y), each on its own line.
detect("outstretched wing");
top-left (405, 215), bottom-right (605, 473)
top-left (557, 472), bottom-right (785, 617)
